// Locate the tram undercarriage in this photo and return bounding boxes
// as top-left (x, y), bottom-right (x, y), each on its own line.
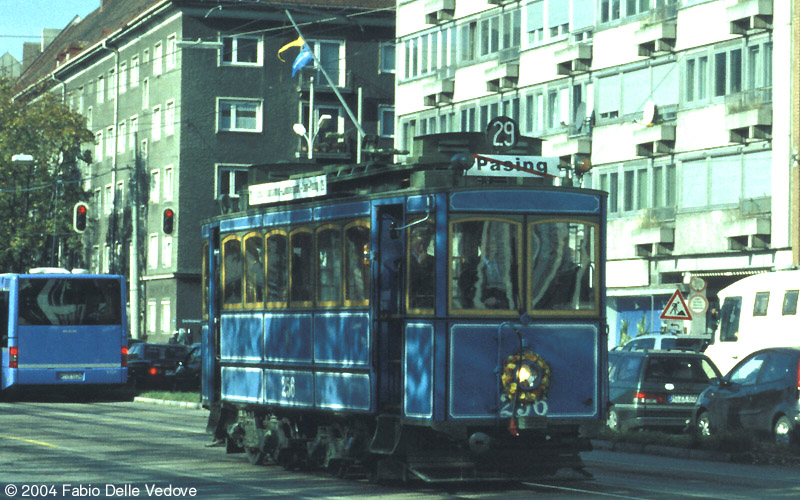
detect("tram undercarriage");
top-left (221, 406), bottom-right (591, 483)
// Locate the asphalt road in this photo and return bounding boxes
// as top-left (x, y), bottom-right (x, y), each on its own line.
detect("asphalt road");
top-left (1, 399), bottom-right (799, 499)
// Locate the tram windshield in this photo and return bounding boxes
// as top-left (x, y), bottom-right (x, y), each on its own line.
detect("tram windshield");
top-left (447, 216), bottom-right (599, 316)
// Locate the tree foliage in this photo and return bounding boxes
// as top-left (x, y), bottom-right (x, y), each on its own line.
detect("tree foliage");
top-left (0, 78), bottom-right (93, 272)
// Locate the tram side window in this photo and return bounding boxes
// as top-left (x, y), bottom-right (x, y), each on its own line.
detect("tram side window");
top-left (450, 218), bottom-right (520, 312)
top-left (244, 233), bottom-right (265, 307)
top-left (0, 291), bottom-right (8, 348)
top-left (529, 221), bottom-right (596, 313)
top-left (222, 236), bottom-right (243, 309)
top-left (317, 226), bottom-right (343, 306)
top-left (266, 231), bottom-right (288, 306)
top-left (290, 230), bottom-right (313, 305)
top-left (407, 218), bottom-right (435, 312)
top-left (344, 222), bottom-right (370, 306)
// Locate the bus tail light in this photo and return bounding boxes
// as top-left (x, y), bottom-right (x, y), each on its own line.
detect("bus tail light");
top-left (121, 346), bottom-right (128, 368)
top-left (634, 392), bottom-right (664, 404)
top-left (9, 346), bottom-right (18, 369)
top-left (149, 367), bottom-right (158, 376)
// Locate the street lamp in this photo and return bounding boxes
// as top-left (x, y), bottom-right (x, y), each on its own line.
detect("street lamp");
top-left (293, 114), bottom-right (331, 159)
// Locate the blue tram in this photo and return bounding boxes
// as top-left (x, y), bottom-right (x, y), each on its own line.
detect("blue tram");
top-left (200, 133), bottom-right (607, 482)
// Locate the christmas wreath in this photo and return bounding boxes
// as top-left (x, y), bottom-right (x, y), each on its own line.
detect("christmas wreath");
top-left (501, 350), bottom-right (551, 404)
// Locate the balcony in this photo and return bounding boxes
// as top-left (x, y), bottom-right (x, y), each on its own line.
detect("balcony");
top-left (485, 62), bottom-right (518, 93)
top-left (488, 0), bottom-right (515, 5)
top-left (725, 87), bottom-right (772, 143)
top-left (633, 223), bottom-right (675, 257)
top-left (635, 20), bottom-right (676, 57)
top-left (298, 132), bottom-right (353, 161)
top-left (634, 124), bottom-right (675, 157)
top-left (555, 43), bottom-right (592, 76)
top-left (727, 0), bottom-right (773, 35)
top-left (296, 70), bottom-right (353, 95)
top-left (424, 0), bottom-right (455, 25)
top-left (423, 78), bottom-right (454, 106)
top-left (725, 216), bottom-right (770, 250)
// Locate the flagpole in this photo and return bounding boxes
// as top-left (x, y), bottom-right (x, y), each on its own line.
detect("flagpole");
top-left (285, 10), bottom-right (366, 140)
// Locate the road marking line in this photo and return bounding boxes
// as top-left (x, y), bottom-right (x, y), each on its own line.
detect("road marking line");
top-left (0, 434), bottom-right (60, 448)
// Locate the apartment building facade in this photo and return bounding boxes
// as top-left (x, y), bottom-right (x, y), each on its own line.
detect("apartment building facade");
top-left (16, 0), bottom-right (395, 342)
top-left (395, 0), bottom-right (791, 345)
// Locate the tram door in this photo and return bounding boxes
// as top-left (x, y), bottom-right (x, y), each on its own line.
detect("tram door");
top-left (375, 204), bottom-right (404, 414)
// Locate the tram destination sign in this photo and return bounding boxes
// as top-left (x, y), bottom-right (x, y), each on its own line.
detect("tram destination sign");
top-left (466, 154), bottom-right (559, 179)
top-left (249, 174), bottom-right (327, 206)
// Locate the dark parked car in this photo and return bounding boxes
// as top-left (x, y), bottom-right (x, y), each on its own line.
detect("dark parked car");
top-left (174, 343), bottom-right (202, 390)
top-left (127, 343), bottom-right (190, 389)
top-left (607, 350), bottom-right (722, 432)
top-left (693, 347), bottom-right (800, 446)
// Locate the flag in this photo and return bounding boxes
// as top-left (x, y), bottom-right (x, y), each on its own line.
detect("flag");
top-left (291, 46), bottom-right (313, 78)
top-left (277, 36), bottom-right (304, 62)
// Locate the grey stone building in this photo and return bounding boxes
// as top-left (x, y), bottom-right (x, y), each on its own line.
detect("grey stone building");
top-left (15, 0), bottom-right (395, 342)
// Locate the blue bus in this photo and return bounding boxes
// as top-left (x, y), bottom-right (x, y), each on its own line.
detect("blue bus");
top-left (0, 272), bottom-right (127, 392)
top-left (201, 132), bottom-right (607, 482)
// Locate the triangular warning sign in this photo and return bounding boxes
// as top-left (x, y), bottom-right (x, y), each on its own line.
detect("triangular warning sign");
top-left (660, 290), bottom-right (693, 321)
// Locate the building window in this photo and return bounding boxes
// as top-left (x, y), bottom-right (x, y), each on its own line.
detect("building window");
top-left (217, 165), bottom-right (248, 198)
top-left (221, 35), bottom-right (262, 65)
top-left (154, 41), bottom-right (163, 76)
top-left (119, 62), bottom-right (127, 94)
top-left (97, 75), bottom-right (104, 103)
top-left (150, 169), bottom-right (160, 203)
top-left (163, 165), bottom-right (173, 201)
top-left (95, 131), bottom-right (103, 161)
top-left (87, 105), bottom-right (92, 130)
top-left (147, 301), bottom-right (157, 334)
top-left (129, 115), bottom-right (138, 149)
top-left (152, 105), bottom-right (162, 141)
top-left (103, 245), bottom-right (111, 273)
top-left (218, 99), bottom-right (262, 132)
top-left (600, 0), bottom-right (622, 23)
top-left (130, 55), bottom-right (139, 87)
top-left (108, 68), bottom-right (116, 100)
top-left (117, 121), bottom-right (126, 153)
top-left (378, 106), bottom-right (394, 137)
top-left (160, 300), bottom-right (171, 334)
top-left (714, 47), bottom-right (743, 97)
top-left (162, 236), bottom-right (172, 267)
top-left (380, 41), bottom-right (395, 73)
top-left (105, 126), bottom-right (114, 157)
top-left (306, 40), bottom-right (345, 87)
top-left (104, 184), bottom-right (113, 215)
top-left (165, 100), bottom-right (175, 136)
top-left (166, 34), bottom-right (177, 70)
top-left (148, 233), bottom-right (159, 269)
top-left (459, 21), bottom-right (477, 63)
top-left (480, 16), bottom-right (500, 57)
top-left (142, 78), bottom-right (149, 109)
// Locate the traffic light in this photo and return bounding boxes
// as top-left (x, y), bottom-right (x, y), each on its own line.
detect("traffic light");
top-left (73, 202), bottom-right (88, 233)
top-left (162, 208), bottom-right (175, 234)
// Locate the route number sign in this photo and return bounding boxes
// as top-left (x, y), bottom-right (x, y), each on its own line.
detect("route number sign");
top-left (486, 116), bottom-right (518, 151)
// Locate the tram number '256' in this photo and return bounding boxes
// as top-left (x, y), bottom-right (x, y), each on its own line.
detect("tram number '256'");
top-left (280, 376), bottom-right (296, 399)
top-left (499, 399), bottom-right (549, 417)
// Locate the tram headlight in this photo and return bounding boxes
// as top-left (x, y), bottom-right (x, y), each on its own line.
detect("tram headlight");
top-left (517, 362), bottom-right (542, 391)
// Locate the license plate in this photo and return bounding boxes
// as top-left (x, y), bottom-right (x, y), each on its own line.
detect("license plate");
top-left (669, 394), bottom-right (697, 404)
top-left (58, 372), bottom-right (85, 381)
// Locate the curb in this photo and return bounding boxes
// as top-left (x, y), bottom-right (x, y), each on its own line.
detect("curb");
top-left (591, 440), bottom-right (733, 462)
top-left (133, 396), bottom-right (203, 410)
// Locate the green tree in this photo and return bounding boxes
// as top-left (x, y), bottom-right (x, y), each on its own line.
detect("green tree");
top-left (0, 78), bottom-right (93, 272)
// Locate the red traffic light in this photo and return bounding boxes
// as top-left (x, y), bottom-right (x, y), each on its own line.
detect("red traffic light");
top-left (162, 208), bottom-right (175, 234)
top-left (73, 202), bottom-right (88, 233)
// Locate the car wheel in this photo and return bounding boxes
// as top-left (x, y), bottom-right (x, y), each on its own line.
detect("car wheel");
top-left (696, 411), bottom-right (712, 438)
top-left (774, 416), bottom-right (794, 447)
top-left (606, 407), bottom-right (620, 432)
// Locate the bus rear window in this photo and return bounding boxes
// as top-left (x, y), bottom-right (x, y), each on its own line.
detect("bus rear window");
top-left (17, 278), bottom-right (122, 326)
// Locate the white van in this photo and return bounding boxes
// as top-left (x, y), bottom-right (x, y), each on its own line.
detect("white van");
top-left (704, 270), bottom-right (800, 375)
